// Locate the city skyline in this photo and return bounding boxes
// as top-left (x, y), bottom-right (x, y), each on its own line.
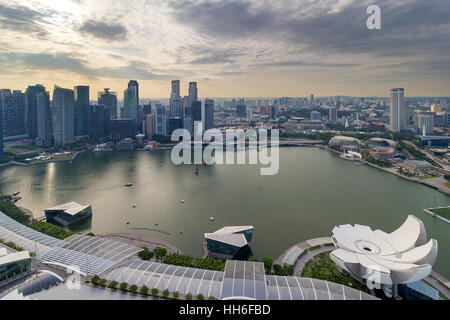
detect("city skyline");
top-left (0, 0), bottom-right (449, 97)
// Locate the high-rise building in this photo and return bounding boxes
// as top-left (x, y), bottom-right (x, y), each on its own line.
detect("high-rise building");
top-left (0, 90), bottom-right (26, 138)
top-left (123, 80), bottom-right (139, 121)
top-left (168, 117), bottom-right (183, 135)
top-left (430, 104), bottom-right (442, 113)
top-left (171, 80), bottom-right (180, 98)
top-left (192, 101), bottom-right (202, 122)
top-left (170, 97), bottom-right (184, 118)
top-left (98, 89), bottom-right (118, 119)
top-left (418, 113), bottom-right (434, 136)
top-left (329, 107), bottom-right (338, 121)
top-left (270, 106), bottom-right (277, 120)
top-left (0, 96), bottom-right (3, 155)
top-left (236, 105), bottom-right (247, 119)
top-left (51, 85), bottom-right (75, 146)
top-left (188, 82), bottom-right (198, 108)
top-left (74, 86), bottom-right (90, 136)
top-left (155, 104), bottom-right (167, 135)
top-left (90, 105), bottom-right (111, 142)
top-left (203, 99), bottom-right (214, 131)
top-left (25, 85), bottom-right (46, 140)
top-left (390, 88), bottom-right (407, 132)
top-left (311, 111), bottom-right (321, 121)
top-left (143, 104), bottom-right (152, 116)
top-left (36, 91), bottom-right (52, 147)
top-left (145, 114), bottom-right (155, 138)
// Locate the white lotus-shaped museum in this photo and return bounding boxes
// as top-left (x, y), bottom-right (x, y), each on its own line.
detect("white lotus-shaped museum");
top-left (330, 215), bottom-right (438, 287)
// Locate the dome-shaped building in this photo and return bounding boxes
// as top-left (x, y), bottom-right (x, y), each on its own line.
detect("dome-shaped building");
top-left (329, 136), bottom-right (363, 149)
top-left (366, 138), bottom-right (397, 148)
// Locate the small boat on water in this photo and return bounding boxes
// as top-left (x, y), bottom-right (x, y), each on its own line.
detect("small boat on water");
top-left (209, 217), bottom-right (215, 221)
top-left (12, 192), bottom-right (20, 196)
top-left (125, 183), bottom-right (133, 187)
top-left (132, 204), bottom-right (137, 208)
top-left (195, 168), bottom-right (199, 175)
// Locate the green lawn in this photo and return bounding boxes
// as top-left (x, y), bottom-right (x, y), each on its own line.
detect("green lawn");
top-left (301, 252), bottom-right (369, 293)
top-left (430, 207), bottom-right (450, 220)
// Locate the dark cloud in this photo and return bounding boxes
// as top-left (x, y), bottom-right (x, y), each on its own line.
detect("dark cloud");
top-left (79, 20), bottom-right (128, 41)
top-left (168, 0), bottom-right (450, 60)
top-left (258, 60), bottom-right (361, 68)
top-left (0, 4), bottom-right (50, 38)
top-left (0, 52), bottom-right (173, 80)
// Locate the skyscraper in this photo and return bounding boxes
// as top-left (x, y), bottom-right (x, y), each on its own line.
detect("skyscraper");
top-left (192, 101), bottom-right (202, 122)
top-left (170, 97), bottom-right (184, 118)
top-left (236, 105), bottom-right (247, 119)
top-left (98, 89), bottom-right (118, 119)
top-left (90, 105), bottom-right (111, 142)
top-left (390, 88), bottom-right (407, 132)
top-left (418, 113), bottom-right (434, 136)
top-left (0, 96), bottom-right (3, 155)
top-left (329, 107), bottom-right (338, 122)
top-left (270, 106), bottom-right (278, 120)
top-left (123, 80), bottom-right (139, 121)
top-left (155, 104), bottom-right (167, 135)
top-left (0, 89), bottom-right (26, 138)
top-left (203, 99), bottom-right (214, 131)
top-left (145, 114), bottom-right (155, 138)
top-left (25, 85), bottom-right (46, 140)
top-left (188, 82), bottom-right (198, 111)
top-left (74, 86), bottom-right (90, 136)
top-left (52, 85), bottom-right (75, 146)
top-left (171, 80), bottom-right (180, 98)
top-left (36, 91), bottom-right (53, 147)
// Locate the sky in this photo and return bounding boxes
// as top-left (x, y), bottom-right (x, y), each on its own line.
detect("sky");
top-left (0, 0), bottom-right (449, 99)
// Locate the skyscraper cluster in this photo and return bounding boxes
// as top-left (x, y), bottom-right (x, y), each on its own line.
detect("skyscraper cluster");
top-left (0, 79), bottom-right (216, 154)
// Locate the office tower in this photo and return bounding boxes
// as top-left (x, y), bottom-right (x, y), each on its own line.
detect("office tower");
top-left (192, 101), bottom-right (202, 122)
top-left (390, 88), bottom-right (407, 132)
top-left (311, 111), bottom-right (321, 121)
top-left (184, 117), bottom-right (193, 136)
top-left (329, 107), bottom-right (338, 121)
top-left (168, 117), bottom-right (183, 135)
top-left (51, 85), bottom-right (75, 146)
top-left (170, 97), bottom-right (184, 118)
top-left (74, 86), bottom-right (90, 136)
top-left (171, 80), bottom-right (180, 98)
top-left (188, 82), bottom-right (198, 107)
top-left (145, 114), bottom-right (155, 138)
top-left (236, 105), bottom-right (247, 119)
top-left (98, 89), bottom-right (118, 119)
top-left (310, 94), bottom-right (315, 105)
top-left (25, 85), bottom-right (46, 140)
top-left (155, 104), bottom-right (167, 135)
top-left (36, 91), bottom-right (53, 147)
top-left (0, 96), bottom-right (3, 155)
top-left (247, 109), bottom-right (254, 121)
top-left (107, 119), bottom-right (136, 140)
top-left (90, 105), bottom-right (111, 142)
top-left (123, 80), bottom-right (139, 121)
top-left (203, 99), bottom-right (214, 131)
top-left (143, 104), bottom-right (152, 116)
top-left (418, 113), bottom-right (434, 136)
top-left (0, 90), bottom-right (26, 138)
top-left (270, 106), bottom-right (277, 120)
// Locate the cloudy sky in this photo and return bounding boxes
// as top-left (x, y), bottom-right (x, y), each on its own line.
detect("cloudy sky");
top-left (0, 0), bottom-right (449, 98)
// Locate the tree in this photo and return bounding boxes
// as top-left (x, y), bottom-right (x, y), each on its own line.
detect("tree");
top-left (98, 278), bottom-right (107, 286)
top-left (129, 285), bottom-right (138, 293)
top-left (154, 247), bottom-right (168, 260)
top-left (91, 275), bottom-right (100, 285)
top-left (119, 282), bottom-right (128, 291)
top-left (196, 294), bottom-right (204, 300)
top-left (151, 288), bottom-right (159, 296)
top-left (138, 247), bottom-right (154, 261)
top-left (163, 289), bottom-right (169, 298)
top-left (173, 291), bottom-right (179, 299)
top-left (186, 293), bottom-right (192, 300)
top-left (262, 257), bottom-right (273, 273)
top-left (208, 296), bottom-right (216, 300)
top-left (108, 281), bottom-right (118, 289)
top-left (140, 285), bottom-right (149, 295)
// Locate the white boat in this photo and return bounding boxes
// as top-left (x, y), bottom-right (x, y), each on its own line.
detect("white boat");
top-left (340, 150), bottom-right (362, 161)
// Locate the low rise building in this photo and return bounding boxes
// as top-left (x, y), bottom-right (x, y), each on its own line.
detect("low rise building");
top-left (45, 202), bottom-right (92, 227)
top-left (402, 160), bottom-right (433, 173)
top-left (204, 226), bottom-right (254, 260)
top-left (0, 248), bottom-right (31, 283)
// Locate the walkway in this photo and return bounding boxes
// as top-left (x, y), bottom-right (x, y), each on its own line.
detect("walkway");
top-left (98, 233), bottom-right (181, 255)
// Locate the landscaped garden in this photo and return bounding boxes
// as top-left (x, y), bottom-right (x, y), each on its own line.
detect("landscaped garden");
top-left (301, 252), bottom-right (369, 293)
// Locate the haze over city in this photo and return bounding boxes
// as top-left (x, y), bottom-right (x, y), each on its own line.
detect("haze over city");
top-left (1, 0), bottom-right (449, 98)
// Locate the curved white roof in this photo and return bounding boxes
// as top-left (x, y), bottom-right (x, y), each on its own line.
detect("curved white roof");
top-left (331, 215), bottom-right (438, 286)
